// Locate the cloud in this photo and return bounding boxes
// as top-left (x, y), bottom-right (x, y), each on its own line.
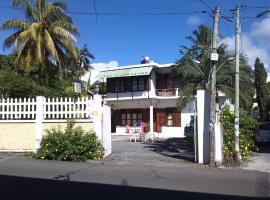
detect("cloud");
top-left (221, 17), bottom-right (270, 71)
top-left (187, 15), bottom-right (202, 27)
top-left (81, 60), bottom-right (118, 84)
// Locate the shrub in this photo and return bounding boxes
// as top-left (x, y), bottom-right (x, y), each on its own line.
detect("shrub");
top-left (220, 106), bottom-right (258, 163)
top-left (35, 120), bottom-right (104, 162)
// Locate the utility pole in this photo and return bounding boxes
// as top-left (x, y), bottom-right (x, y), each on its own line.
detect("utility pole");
top-left (210, 6), bottom-right (220, 166)
top-left (234, 5), bottom-right (242, 163)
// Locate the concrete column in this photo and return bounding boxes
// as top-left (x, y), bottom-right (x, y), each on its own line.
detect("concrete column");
top-left (197, 90), bottom-right (210, 164)
top-left (150, 101), bottom-right (154, 133)
top-left (149, 71), bottom-right (156, 97)
top-left (93, 94), bottom-right (102, 141)
top-left (35, 96), bottom-right (45, 151)
top-left (102, 105), bottom-right (112, 156)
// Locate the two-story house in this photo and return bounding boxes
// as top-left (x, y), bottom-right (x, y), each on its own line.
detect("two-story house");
top-left (98, 62), bottom-right (195, 138)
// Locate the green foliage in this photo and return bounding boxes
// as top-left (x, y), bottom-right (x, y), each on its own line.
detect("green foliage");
top-left (175, 25), bottom-right (254, 111)
top-left (254, 58), bottom-right (269, 121)
top-left (0, 69), bottom-right (43, 97)
top-left (221, 106), bottom-right (258, 163)
top-left (1, 0), bottom-right (79, 79)
top-left (34, 120), bottom-right (104, 162)
top-left (0, 54), bottom-right (16, 70)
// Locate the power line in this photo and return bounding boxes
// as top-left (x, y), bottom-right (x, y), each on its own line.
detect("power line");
top-left (241, 5), bottom-right (269, 9)
top-left (93, 0), bottom-right (98, 22)
top-left (199, 0), bottom-right (213, 11)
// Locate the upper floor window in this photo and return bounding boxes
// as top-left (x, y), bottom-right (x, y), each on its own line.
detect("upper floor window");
top-left (132, 77), bottom-right (146, 91)
top-left (107, 76), bottom-right (147, 93)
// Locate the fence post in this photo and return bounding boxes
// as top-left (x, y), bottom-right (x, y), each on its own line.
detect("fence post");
top-left (93, 94), bottom-right (103, 143)
top-left (102, 105), bottom-right (112, 156)
top-left (35, 96), bottom-right (45, 152)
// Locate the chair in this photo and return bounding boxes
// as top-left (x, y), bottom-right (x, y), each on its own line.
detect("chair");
top-left (129, 134), bottom-right (137, 143)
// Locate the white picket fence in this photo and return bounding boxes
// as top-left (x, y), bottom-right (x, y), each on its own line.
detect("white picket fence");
top-left (0, 96), bottom-right (93, 121)
top-left (0, 95), bottom-right (112, 156)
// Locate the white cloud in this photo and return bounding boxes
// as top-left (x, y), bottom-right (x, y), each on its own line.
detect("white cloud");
top-left (81, 60), bottom-right (118, 84)
top-left (187, 15), bottom-right (202, 27)
top-left (221, 17), bottom-right (270, 71)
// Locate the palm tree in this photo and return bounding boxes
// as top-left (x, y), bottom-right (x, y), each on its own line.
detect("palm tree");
top-left (180, 25), bottom-right (212, 60)
top-left (77, 44), bottom-right (95, 91)
top-left (62, 44), bottom-right (94, 89)
top-left (1, 0), bottom-right (79, 82)
top-left (175, 25), bottom-right (254, 111)
top-left (78, 44), bottom-right (95, 72)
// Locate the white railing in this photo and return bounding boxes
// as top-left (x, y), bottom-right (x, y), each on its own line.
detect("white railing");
top-left (0, 98), bottom-right (36, 120)
top-left (156, 88), bottom-right (178, 97)
top-left (44, 97), bottom-right (93, 120)
top-left (0, 96), bottom-right (93, 121)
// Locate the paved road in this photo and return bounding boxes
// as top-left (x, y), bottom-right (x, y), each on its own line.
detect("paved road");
top-left (0, 140), bottom-right (269, 200)
top-left (241, 143), bottom-right (270, 173)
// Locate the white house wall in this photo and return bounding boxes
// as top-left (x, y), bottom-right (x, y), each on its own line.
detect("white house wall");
top-left (108, 98), bottom-right (194, 137)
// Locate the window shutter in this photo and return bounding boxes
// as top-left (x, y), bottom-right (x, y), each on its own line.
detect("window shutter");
top-left (173, 111), bottom-right (181, 126)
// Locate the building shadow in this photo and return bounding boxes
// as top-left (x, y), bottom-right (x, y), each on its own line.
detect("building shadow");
top-left (0, 174), bottom-right (267, 200)
top-left (143, 138), bottom-right (195, 162)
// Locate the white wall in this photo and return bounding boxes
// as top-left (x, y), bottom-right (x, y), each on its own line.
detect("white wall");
top-left (197, 90), bottom-right (210, 164)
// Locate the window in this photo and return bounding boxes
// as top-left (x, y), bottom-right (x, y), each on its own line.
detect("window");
top-left (116, 79), bottom-right (125, 92)
top-left (107, 79), bottom-right (115, 93)
top-left (132, 77), bottom-right (146, 91)
top-left (138, 77), bottom-right (145, 90)
top-left (167, 113), bottom-right (173, 126)
top-left (167, 78), bottom-right (173, 89)
top-left (121, 113), bottom-right (126, 126)
top-left (132, 78), bottom-right (138, 91)
top-left (120, 110), bottom-right (143, 126)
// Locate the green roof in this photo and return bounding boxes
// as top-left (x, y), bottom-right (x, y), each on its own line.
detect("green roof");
top-left (98, 66), bottom-right (153, 79)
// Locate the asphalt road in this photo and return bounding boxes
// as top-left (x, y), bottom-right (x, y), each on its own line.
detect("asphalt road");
top-left (0, 140), bottom-right (269, 200)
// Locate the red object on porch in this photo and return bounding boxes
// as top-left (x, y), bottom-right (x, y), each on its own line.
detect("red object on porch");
top-left (140, 122), bottom-right (146, 132)
top-left (126, 125), bottom-right (130, 133)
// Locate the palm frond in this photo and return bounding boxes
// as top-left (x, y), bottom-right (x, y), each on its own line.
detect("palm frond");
top-left (51, 26), bottom-right (77, 43)
top-left (1, 19), bottom-right (29, 31)
top-left (44, 29), bottom-right (59, 62)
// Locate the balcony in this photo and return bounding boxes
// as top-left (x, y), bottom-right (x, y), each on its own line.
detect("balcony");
top-left (156, 88), bottom-right (178, 97)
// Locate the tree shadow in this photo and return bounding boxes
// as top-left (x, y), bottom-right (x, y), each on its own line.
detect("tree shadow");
top-left (143, 138), bottom-right (195, 162)
top-left (0, 174), bottom-right (267, 200)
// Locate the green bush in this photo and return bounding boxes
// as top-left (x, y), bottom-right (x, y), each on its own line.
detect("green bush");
top-left (221, 106), bottom-right (258, 163)
top-left (35, 120), bottom-right (104, 162)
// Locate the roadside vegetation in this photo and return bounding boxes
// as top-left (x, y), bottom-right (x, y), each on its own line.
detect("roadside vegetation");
top-left (31, 120), bottom-right (104, 162)
top-left (221, 106), bottom-right (258, 164)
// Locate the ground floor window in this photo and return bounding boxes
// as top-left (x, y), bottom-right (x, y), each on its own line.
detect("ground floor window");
top-left (167, 112), bottom-right (173, 126)
top-left (120, 110), bottom-right (142, 126)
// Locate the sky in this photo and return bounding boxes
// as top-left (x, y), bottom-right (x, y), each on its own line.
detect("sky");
top-left (0, 0), bottom-right (270, 82)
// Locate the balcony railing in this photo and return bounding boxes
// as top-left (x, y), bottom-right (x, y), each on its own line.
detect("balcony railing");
top-left (156, 88), bottom-right (178, 97)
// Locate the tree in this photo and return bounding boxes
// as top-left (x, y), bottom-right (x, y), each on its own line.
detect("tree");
top-left (180, 25), bottom-right (212, 59)
top-left (254, 58), bottom-right (269, 121)
top-left (61, 44), bottom-right (94, 91)
top-left (175, 25), bottom-right (254, 111)
top-left (0, 54), bottom-right (16, 70)
top-left (1, 0), bottom-right (79, 82)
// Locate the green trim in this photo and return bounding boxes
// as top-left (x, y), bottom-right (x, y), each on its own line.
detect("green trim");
top-left (99, 66), bottom-right (153, 78)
